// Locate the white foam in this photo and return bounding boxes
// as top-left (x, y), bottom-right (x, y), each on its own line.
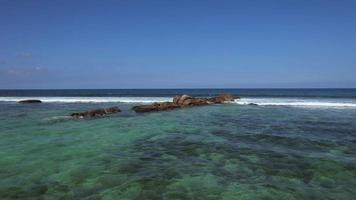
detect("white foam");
top-left (234, 98), bottom-right (356, 108)
top-left (2, 96), bottom-right (356, 109)
top-left (0, 97), bottom-right (172, 103)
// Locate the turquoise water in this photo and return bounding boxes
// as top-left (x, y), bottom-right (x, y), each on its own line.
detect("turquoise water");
top-left (1, 89), bottom-right (356, 199)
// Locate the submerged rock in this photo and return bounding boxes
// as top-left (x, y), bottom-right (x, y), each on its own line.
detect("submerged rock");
top-left (133, 93), bottom-right (239, 113)
top-left (71, 106), bottom-right (121, 118)
top-left (18, 99), bottom-right (42, 104)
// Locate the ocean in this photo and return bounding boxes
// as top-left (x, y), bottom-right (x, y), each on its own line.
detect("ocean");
top-left (0, 89), bottom-right (356, 199)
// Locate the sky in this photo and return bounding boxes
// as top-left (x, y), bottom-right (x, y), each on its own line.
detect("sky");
top-left (0, 0), bottom-right (356, 89)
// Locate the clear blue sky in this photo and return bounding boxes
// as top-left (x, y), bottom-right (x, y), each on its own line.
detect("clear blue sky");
top-left (0, 0), bottom-right (355, 89)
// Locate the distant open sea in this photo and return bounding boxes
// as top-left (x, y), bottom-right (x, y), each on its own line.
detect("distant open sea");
top-left (1, 89), bottom-right (356, 199)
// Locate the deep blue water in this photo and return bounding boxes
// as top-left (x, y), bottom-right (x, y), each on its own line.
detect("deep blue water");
top-left (1, 88), bottom-right (356, 98)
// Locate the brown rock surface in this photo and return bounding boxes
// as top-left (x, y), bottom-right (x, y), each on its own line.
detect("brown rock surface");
top-left (132, 93), bottom-right (238, 113)
top-left (71, 106), bottom-right (121, 118)
top-left (132, 102), bottom-right (180, 113)
top-left (208, 94), bottom-right (240, 104)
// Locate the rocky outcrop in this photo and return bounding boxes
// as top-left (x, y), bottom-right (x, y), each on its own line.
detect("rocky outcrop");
top-left (132, 102), bottom-right (180, 113)
top-left (208, 94), bottom-right (239, 104)
top-left (173, 95), bottom-right (209, 107)
top-left (71, 106), bottom-right (121, 118)
top-left (133, 93), bottom-right (239, 113)
top-left (18, 99), bottom-right (42, 103)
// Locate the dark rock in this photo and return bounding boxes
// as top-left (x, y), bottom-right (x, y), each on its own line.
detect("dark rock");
top-left (208, 94), bottom-right (239, 104)
top-left (18, 99), bottom-right (42, 104)
top-left (132, 102), bottom-right (180, 113)
top-left (248, 103), bottom-right (258, 106)
top-left (133, 93), bottom-right (239, 113)
top-left (71, 106), bottom-right (121, 118)
top-left (172, 95), bottom-right (209, 107)
top-left (188, 98), bottom-right (209, 106)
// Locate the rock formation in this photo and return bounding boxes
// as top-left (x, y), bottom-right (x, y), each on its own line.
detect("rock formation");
top-left (133, 94), bottom-right (239, 113)
top-left (132, 102), bottom-right (180, 113)
top-left (208, 94), bottom-right (239, 104)
top-left (71, 106), bottom-right (121, 118)
top-left (18, 99), bottom-right (42, 103)
top-left (173, 95), bottom-right (209, 107)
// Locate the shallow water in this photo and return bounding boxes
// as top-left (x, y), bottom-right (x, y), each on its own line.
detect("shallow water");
top-left (1, 90), bottom-right (356, 199)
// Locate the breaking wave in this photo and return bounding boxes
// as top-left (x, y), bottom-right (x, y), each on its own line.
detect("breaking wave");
top-left (0, 97), bottom-right (172, 103)
top-left (234, 98), bottom-right (356, 108)
top-left (1, 96), bottom-right (356, 108)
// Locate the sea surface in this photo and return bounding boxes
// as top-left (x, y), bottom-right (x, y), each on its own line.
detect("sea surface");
top-left (0, 89), bottom-right (356, 199)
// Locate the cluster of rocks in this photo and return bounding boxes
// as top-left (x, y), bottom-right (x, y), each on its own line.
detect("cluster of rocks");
top-left (132, 94), bottom-right (239, 113)
top-left (18, 93), bottom-right (241, 118)
top-left (70, 106), bottom-right (121, 118)
top-left (131, 102), bottom-right (181, 113)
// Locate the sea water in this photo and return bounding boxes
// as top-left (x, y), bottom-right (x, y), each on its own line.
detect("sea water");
top-left (0, 89), bottom-right (356, 199)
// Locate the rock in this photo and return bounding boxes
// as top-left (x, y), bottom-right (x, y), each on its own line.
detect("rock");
top-left (71, 106), bottom-right (121, 118)
top-left (157, 102), bottom-right (180, 110)
top-left (172, 94), bottom-right (209, 107)
top-left (208, 94), bottom-right (239, 104)
top-left (132, 102), bottom-right (180, 113)
top-left (173, 95), bottom-right (180, 104)
top-left (105, 106), bottom-right (121, 113)
top-left (180, 98), bottom-right (209, 107)
top-left (132, 93), bottom-right (239, 113)
top-left (18, 99), bottom-right (42, 103)
top-left (177, 95), bottom-right (193, 105)
top-left (190, 98), bottom-right (209, 106)
top-left (248, 103), bottom-right (258, 106)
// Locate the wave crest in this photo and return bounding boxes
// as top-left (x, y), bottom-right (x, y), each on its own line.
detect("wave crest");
top-left (234, 98), bottom-right (356, 108)
top-left (1, 96), bottom-right (356, 108)
top-left (0, 97), bottom-right (172, 103)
